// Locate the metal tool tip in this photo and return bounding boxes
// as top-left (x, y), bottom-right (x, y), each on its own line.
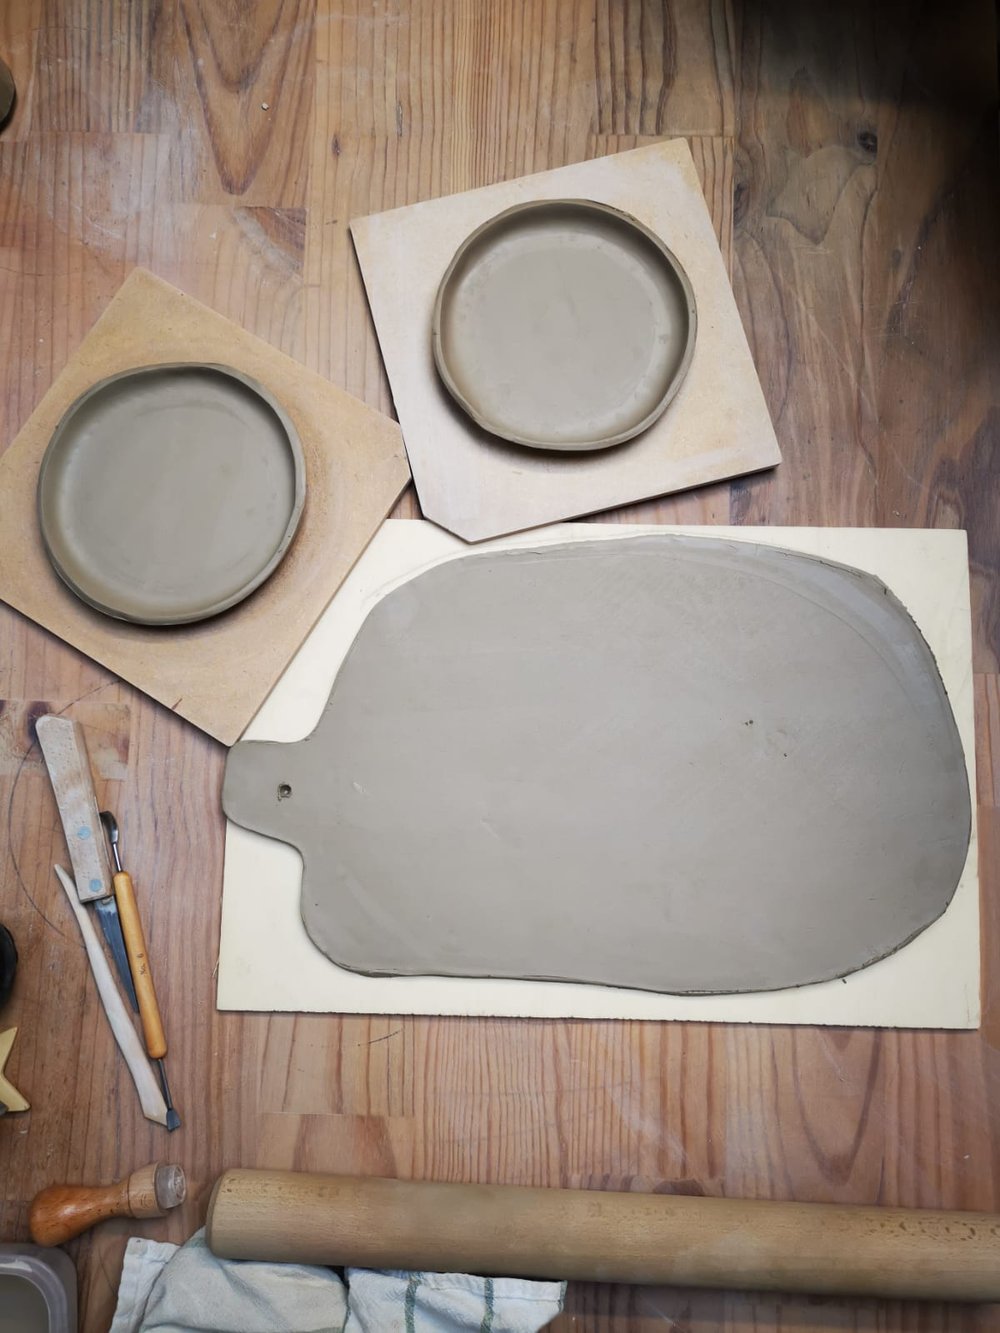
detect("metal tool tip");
top-left (99, 810), bottom-right (118, 842)
top-left (165, 1109), bottom-right (182, 1132)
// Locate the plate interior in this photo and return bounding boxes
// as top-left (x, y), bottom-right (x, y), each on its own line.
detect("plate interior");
top-left (38, 364), bottom-right (305, 625)
top-left (434, 201), bottom-right (696, 450)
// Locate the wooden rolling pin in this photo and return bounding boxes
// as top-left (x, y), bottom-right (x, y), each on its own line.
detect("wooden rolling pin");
top-left (30, 1163), bottom-right (186, 1246)
top-left (207, 1170), bottom-right (1000, 1303)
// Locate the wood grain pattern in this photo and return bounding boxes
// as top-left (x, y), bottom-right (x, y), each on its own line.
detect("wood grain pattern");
top-left (0, 2), bottom-right (998, 1331)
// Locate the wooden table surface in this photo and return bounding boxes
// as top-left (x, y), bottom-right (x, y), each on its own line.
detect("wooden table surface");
top-left (1, 2), bottom-right (998, 1329)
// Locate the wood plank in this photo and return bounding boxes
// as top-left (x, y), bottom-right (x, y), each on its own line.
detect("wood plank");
top-left (167, 0), bottom-right (316, 203)
top-left (594, 0), bottom-right (736, 136)
top-left (447, 0), bottom-right (596, 190)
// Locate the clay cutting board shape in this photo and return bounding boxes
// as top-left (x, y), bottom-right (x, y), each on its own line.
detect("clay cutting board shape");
top-left (223, 534), bottom-right (971, 996)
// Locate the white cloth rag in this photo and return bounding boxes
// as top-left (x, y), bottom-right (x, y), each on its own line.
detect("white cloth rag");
top-left (110, 1230), bottom-right (565, 1333)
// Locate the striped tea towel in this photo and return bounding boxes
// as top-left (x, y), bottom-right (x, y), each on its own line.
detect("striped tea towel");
top-left (111, 1229), bottom-right (565, 1333)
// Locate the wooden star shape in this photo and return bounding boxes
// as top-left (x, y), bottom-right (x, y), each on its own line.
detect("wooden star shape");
top-left (0, 1027), bottom-right (29, 1113)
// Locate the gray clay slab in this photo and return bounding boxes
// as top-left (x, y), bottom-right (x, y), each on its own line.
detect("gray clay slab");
top-left (223, 535), bottom-right (971, 995)
top-left (37, 363), bottom-right (305, 625)
top-left (431, 200), bottom-right (697, 451)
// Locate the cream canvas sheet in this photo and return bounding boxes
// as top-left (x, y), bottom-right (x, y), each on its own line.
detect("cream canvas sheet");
top-left (218, 521), bottom-right (979, 1029)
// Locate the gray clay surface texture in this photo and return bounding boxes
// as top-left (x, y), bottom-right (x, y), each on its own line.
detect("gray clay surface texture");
top-left (432, 200), bottom-right (697, 451)
top-left (223, 536), bottom-right (971, 995)
top-left (37, 363), bottom-right (306, 625)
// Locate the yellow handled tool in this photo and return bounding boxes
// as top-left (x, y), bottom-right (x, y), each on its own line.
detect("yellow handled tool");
top-left (100, 812), bottom-right (180, 1131)
top-left (111, 863), bottom-right (165, 1057)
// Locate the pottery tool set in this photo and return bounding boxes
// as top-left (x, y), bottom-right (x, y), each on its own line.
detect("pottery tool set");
top-left (35, 718), bottom-right (137, 1006)
top-left (37, 715), bottom-right (180, 1130)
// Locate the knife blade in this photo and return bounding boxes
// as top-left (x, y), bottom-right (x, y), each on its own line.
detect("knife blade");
top-left (36, 715), bottom-right (139, 1011)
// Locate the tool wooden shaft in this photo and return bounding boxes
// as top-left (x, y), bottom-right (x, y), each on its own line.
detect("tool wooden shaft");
top-left (206, 1170), bottom-right (1000, 1303)
top-left (54, 865), bottom-right (167, 1126)
top-left (113, 870), bottom-right (166, 1059)
top-left (30, 1163), bottom-right (186, 1247)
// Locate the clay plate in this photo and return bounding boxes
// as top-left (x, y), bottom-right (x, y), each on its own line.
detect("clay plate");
top-left (432, 199), bottom-right (697, 451)
top-left (38, 363), bottom-right (306, 626)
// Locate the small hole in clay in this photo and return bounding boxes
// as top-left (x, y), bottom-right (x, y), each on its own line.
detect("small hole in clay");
top-left (277, 783), bottom-right (292, 800)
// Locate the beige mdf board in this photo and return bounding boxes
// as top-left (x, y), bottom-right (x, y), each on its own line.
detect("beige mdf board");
top-left (0, 268), bottom-right (410, 745)
top-left (350, 140), bottom-right (781, 542)
top-left (218, 520), bottom-right (980, 1030)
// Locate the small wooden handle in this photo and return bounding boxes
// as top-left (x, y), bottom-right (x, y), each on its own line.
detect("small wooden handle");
top-left (207, 1170), bottom-right (1000, 1303)
top-left (30, 1163), bottom-right (186, 1247)
top-left (113, 871), bottom-right (166, 1059)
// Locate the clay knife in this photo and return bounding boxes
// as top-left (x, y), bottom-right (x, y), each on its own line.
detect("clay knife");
top-left (36, 715), bottom-right (139, 1011)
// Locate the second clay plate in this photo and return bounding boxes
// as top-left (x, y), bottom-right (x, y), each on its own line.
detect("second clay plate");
top-left (37, 363), bottom-right (306, 626)
top-left (432, 199), bottom-right (697, 451)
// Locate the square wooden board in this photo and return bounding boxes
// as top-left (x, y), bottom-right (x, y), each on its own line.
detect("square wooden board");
top-left (0, 269), bottom-right (410, 745)
top-left (219, 521), bottom-right (978, 1028)
top-left (351, 140), bottom-right (781, 542)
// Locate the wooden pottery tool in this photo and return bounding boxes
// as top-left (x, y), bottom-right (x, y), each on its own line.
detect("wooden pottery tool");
top-left (0, 1027), bottom-right (29, 1114)
top-left (207, 1170), bottom-right (1000, 1304)
top-left (100, 812), bottom-right (180, 1131)
top-left (36, 716), bottom-right (138, 1009)
top-left (222, 534), bottom-right (970, 996)
top-left (30, 1163), bottom-right (186, 1246)
top-left (54, 866), bottom-right (168, 1127)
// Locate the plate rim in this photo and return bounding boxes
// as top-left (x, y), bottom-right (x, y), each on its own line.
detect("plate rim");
top-left (431, 197), bottom-right (699, 452)
top-left (37, 361), bottom-right (307, 627)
